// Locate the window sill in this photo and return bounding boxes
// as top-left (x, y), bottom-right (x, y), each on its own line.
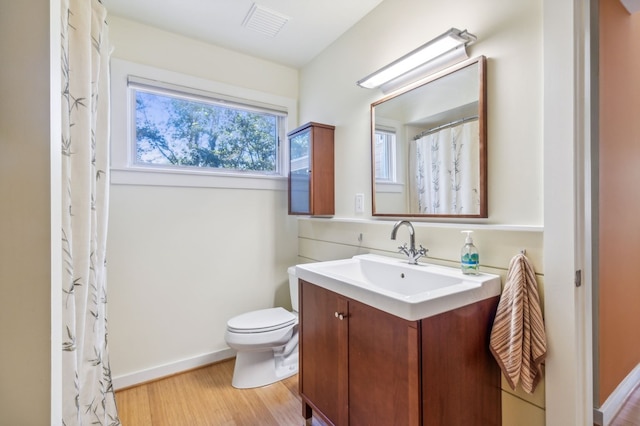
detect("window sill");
top-left (375, 182), bottom-right (404, 193)
top-left (110, 167), bottom-right (287, 190)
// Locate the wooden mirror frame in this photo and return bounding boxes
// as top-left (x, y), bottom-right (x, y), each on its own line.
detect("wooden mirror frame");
top-left (371, 56), bottom-right (487, 218)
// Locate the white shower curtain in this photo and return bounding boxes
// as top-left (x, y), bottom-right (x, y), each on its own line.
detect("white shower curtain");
top-left (61, 0), bottom-right (119, 424)
top-left (409, 120), bottom-right (480, 215)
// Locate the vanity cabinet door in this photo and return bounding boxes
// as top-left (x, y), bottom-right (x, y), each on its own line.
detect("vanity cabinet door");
top-left (348, 299), bottom-right (421, 426)
top-left (288, 122), bottom-right (335, 216)
top-left (299, 280), bottom-right (348, 426)
top-left (421, 296), bottom-right (501, 426)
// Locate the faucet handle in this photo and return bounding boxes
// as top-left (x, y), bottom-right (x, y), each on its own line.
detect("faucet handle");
top-left (397, 243), bottom-right (410, 256)
top-left (407, 245), bottom-right (428, 264)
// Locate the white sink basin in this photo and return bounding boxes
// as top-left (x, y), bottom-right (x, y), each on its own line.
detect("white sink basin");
top-left (295, 254), bottom-right (501, 321)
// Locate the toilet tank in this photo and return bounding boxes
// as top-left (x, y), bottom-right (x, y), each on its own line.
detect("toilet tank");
top-left (287, 266), bottom-right (299, 312)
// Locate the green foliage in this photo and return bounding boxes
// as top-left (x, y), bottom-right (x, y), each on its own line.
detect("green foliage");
top-left (135, 91), bottom-right (278, 171)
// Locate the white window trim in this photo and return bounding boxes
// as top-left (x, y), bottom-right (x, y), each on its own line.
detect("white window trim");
top-left (374, 126), bottom-right (397, 183)
top-left (374, 125), bottom-right (405, 193)
top-left (110, 58), bottom-right (297, 190)
top-left (375, 182), bottom-right (404, 193)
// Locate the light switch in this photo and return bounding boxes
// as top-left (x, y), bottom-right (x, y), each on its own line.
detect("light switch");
top-left (355, 193), bottom-right (364, 213)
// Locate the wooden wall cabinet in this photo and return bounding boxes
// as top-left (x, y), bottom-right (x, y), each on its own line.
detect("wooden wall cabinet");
top-left (288, 122), bottom-right (335, 216)
top-left (299, 280), bottom-right (501, 426)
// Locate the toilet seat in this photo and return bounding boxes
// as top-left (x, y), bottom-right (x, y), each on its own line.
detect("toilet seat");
top-left (227, 307), bottom-right (297, 334)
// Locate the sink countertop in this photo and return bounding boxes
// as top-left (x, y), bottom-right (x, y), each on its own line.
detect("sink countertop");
top-left (296, 254), bottom-right (501, 321)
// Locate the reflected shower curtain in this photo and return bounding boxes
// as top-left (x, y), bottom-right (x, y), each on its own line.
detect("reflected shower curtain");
top-left (409, 120), bottom-right (480, 215)
top-left (61, 0), bottom-right (119, 424)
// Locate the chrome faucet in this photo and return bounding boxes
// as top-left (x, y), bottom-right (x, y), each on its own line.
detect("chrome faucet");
top-left (390, 220), bottom-right (428, 265)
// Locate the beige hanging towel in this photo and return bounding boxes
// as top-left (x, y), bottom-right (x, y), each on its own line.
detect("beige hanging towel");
top-left (489, 253), bottom-right (546, 394)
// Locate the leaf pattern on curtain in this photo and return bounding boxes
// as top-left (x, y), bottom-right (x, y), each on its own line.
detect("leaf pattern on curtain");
top-left (409, 120), bottom-right (480, 215)
top-left (61, 0), bottom-right (119, 424)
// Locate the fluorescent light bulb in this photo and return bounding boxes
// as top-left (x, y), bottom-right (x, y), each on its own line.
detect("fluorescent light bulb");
top-left (357, 28), bottom-right (476, 90)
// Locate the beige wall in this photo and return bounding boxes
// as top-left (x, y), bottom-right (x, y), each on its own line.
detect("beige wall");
top-left (106, 17), bottom-right (300, 384)
top-left (109, 16), bottom-right (298, 100)
top-left (598, 0), bottom-right (640, 405)
top-left (0, 1), bottom-right (54, 423)
top-left (297, 0), bottom-right (547, 424)
top-left (299, 0), bottom-right (543, 225)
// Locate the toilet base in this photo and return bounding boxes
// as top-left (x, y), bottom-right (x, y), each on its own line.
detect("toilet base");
top-left (231, 347), bottom-right (298, 389)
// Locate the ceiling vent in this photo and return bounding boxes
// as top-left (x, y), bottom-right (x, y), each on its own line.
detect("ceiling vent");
top-left (242, 3), bottom-right (290, 38)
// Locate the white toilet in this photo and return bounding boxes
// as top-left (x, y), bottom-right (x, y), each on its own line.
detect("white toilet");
top-left (224, 266), bottom-right (299, 389)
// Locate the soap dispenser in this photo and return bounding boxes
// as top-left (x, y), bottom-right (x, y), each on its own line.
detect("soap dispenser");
top-left (460, 230), bottom-right (479, 275)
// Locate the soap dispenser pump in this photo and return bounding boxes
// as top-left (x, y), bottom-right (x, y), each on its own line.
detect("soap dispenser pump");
top-left (460, 230), bottom-right (479, 275)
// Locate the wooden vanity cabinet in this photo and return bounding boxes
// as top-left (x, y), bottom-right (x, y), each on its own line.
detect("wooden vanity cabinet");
top-left (299, 280), bottom-right (348, 425)
top-left (348, 298), bottom-right (421, 426)
top-left (299, 280), bottom-right (501, 426)
top-left (300, 280), bottom-right (421, 426)
top-left (288, 122), bottom-right (335, 216)
top-left (421, 296), bottom-right (501, 426)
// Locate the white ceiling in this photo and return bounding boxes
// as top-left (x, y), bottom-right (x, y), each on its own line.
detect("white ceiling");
top-left (103, 0), bottom-right (384, 68)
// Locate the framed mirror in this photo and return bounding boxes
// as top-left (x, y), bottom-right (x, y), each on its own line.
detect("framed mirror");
top-left (371, 56), bottom-right (487, 218)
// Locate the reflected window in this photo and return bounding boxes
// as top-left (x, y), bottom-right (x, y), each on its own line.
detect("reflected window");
top-left (374, 128), bottom-right (396, 182)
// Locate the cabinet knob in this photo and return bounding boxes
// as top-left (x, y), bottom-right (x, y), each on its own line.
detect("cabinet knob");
top-left (334, 312), bottom-right (345, 320)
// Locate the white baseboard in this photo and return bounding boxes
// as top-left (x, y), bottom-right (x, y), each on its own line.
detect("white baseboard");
top-left (112, 348), bottom-right (236, 390)
top-left (594, 363), bottom-right (640, 425)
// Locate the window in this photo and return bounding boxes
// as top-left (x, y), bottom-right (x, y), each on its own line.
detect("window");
top-left (374, 127), bottom-right (396, 182)
top-left (110, 59), bottom-right (297, 189)
top-left (130, 78), bottom-right (286, 176)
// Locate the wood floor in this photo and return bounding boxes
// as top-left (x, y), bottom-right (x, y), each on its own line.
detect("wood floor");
top-left (611, 383), bottom-right (640, 426)
top-left (117, 358), bottom-right (640, 425)
top-left (115, 359), bottom-right (322, 426)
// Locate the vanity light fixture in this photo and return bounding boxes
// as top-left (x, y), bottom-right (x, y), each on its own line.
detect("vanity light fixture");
top-left (357, 28), bottom-right (476, 93)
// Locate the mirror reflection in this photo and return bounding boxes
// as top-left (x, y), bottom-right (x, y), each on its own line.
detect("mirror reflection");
top-left (371, 56), bottom-right (487, 218)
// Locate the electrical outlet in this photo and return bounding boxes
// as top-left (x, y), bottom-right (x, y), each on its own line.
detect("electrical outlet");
top-left (355, 193), bottom-right (364, 213)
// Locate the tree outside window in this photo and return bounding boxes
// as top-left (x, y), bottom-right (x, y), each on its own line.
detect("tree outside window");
top-left (133, 88), bottom-right (284, 173)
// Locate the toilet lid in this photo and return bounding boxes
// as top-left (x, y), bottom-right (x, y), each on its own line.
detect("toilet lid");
top-left (227, 307), bottom-right (297, 333)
